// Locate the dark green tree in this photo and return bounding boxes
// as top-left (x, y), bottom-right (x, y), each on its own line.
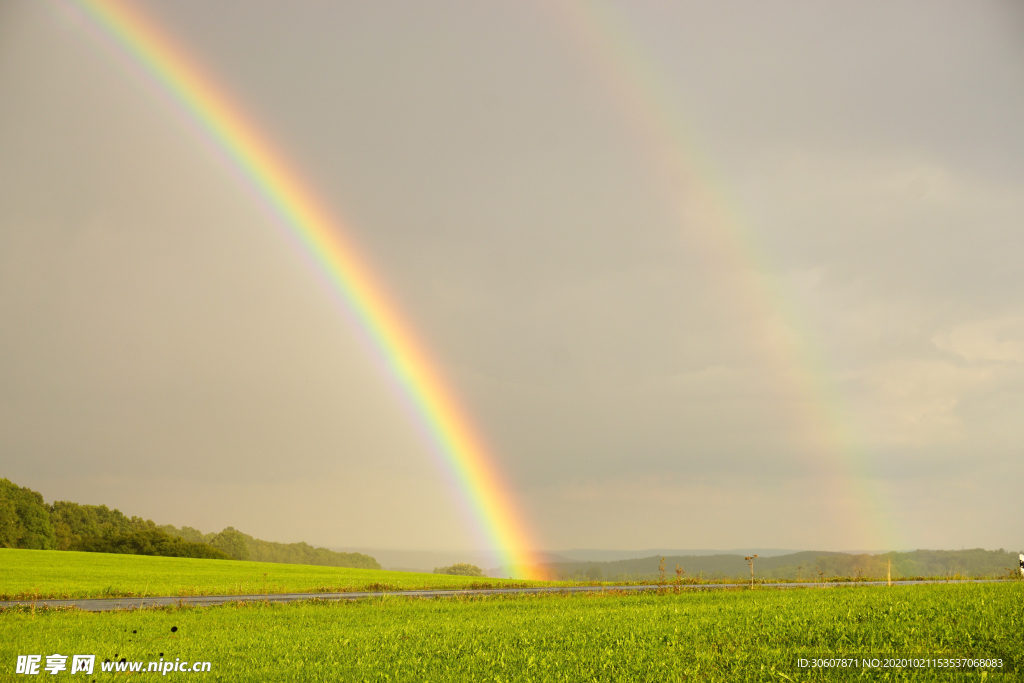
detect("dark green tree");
top-left (208, 527), bottom-right (251, 561)
top-left (0, 492), bottom-right (19, 547)
top-left (157, 525), bottom-right (206, 544)
top-left (50, 501), bottom-right (156, 549)
top-left (0, 478), bottom-right (56, 549)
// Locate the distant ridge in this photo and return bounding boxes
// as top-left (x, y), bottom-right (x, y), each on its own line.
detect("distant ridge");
top-left (513, 548), bottom-right (1021, 582)
top-left (336, 547), bottom-right (926, 576)
top-left (551, 549), bottom-right (801, 562)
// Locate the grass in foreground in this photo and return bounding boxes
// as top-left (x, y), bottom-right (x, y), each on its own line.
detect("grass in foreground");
top-left (0, 549), bottom-right (546, 600)
top-left (2, 583), bottom-right (1020, 681)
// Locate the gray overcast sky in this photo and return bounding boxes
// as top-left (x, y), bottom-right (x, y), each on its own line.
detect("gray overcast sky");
top-left (1, 0), bottom-right (1022, 556)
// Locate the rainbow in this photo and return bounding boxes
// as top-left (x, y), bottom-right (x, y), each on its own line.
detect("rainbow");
top-left (73, 0), bottom-right (542, 576)
top-left (546, 1), bottom-right (897, 551)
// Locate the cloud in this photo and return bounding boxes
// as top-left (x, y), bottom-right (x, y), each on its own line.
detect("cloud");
top-left (933, 315), bottom-right (1024, 364)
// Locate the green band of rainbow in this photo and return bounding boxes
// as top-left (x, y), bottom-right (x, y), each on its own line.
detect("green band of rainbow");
top-left (76, 0), bottom-right (540, 576)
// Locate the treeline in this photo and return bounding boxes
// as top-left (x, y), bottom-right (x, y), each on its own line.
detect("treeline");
top-left (1, 478), bottom-right (227, 559)
top-left (0, 478), bottom-right (378, 569)
top-left (159, 524), bottom-right (380, 569)
top-left (539, 548), bottom-right (1022, 581)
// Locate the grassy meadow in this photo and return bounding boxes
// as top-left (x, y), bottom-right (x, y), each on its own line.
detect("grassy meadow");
top-left (0, 549), bottom-right (539, 601)
top-left (3, 582), bottom-right (1021, 681)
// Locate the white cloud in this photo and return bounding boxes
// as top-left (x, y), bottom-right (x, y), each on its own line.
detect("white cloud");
top-left (932, 315), bottom-right (1024, 364)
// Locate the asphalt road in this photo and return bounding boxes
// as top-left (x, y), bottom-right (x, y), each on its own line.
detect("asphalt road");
top-left (0, 579), bottom-right (1007, 612)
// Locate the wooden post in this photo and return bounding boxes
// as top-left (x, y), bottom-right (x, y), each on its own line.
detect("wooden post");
top-left (887, 558), bottom-right (892, 587)
top-left (745, 555), bottom-right (758, 589)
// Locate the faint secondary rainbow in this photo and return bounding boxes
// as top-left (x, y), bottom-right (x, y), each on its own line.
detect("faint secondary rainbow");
top-left (545, 0), bottom-right (897, 551)
top-left (74, 0), bottom-right (542, 576)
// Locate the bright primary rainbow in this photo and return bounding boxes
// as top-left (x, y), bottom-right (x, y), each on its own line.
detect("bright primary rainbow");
top-left (74, 0), bottom-right (541, 577)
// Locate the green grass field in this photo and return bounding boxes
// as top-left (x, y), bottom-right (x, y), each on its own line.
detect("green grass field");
top-left (0, 549), bottom-right (541, 600)
top-left (2, 550), bottom-right (1021, 681)
top-left (3, 582), bottom-right (1020, 681)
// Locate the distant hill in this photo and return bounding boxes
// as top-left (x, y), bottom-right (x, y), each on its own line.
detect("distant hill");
top-left (531, 548), bottom-right (1021, 581)
top-left (549, 549), bottom-right (802, 562)
top-left (0, 477), bottom-right (378, 569)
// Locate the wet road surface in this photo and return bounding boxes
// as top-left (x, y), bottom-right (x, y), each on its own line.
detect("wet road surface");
top-left (0, 579), bottom-right (1007, 612)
